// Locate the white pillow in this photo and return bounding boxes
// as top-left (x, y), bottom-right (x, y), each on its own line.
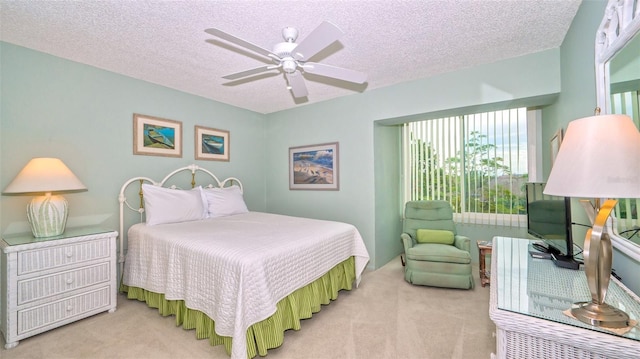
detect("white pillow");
top-left (204, 185), bottom-right (249, 218)
top-left (142, 184), bottom-right (208, 226)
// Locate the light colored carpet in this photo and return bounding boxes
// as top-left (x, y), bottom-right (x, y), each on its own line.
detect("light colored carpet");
top-left (1, 256), bottom-right (496, 359)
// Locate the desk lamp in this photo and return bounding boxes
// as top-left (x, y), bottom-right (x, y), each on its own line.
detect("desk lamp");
top-left (3, 158), bottom-right (87, 237)
top-left (544, 113), bottom-right (640, 328)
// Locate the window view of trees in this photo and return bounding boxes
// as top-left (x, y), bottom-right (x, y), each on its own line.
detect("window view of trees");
top-left (404, 109), bottom-right (528, 222)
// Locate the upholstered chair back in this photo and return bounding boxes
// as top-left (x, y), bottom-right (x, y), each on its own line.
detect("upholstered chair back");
top-left (403, 200), bottom-right (457, 240)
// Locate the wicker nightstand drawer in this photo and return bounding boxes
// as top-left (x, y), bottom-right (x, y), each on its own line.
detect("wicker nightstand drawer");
top-left (17, 262), bottom-right (111, 305)
top-left (17, 286), bottom-right (111, 335)
top-left (16, 237), bottom-right (111, 275)
top-left (1, 229), bottom-right (118, 349)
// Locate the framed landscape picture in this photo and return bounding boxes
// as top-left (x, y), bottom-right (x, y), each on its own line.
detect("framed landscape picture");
top-left (289, 142), bottom-right (339, 190)
top-left (195, 126), bottom-right (230, 161)
top-left (133, 114), bottom-right (182, 157)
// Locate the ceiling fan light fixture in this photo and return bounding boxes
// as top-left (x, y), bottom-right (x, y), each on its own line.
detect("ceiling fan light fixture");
top-left (282, 59), bottom-right (297, 74)
top-left (206, 21), bottom-right (366, 100)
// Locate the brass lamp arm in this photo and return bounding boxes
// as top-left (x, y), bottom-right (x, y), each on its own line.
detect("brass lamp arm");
top-left (584, 199), bottom-right (615, 305)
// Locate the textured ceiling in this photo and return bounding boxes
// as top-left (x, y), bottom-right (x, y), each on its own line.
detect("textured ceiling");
top-left (0, 0), bottom-right (582, 114)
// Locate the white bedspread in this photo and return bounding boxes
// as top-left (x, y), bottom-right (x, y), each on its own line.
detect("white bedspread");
top-left (123, 211), bottom-right (369, 359)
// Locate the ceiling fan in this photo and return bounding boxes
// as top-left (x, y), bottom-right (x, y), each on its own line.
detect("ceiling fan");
top-left (204, 21), bottom-right (367, 99)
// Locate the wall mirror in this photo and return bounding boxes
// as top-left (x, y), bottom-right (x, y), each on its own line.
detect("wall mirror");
top-left (595, 0), bottom-right (640, 261)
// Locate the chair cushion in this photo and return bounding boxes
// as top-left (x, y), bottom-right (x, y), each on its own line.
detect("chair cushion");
top-left (406, 243), bottom-right (471, 264)
top-left (416, 229), bottom-right (455, 244)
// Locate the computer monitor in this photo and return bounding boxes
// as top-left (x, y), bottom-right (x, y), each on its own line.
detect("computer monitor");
top-left (526, 183), bottom-right (579, 270)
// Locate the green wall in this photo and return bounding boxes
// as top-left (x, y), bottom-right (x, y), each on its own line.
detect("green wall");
top-left (610, 28), bottom-right (640, 86)
top-left (546, 0), bottom-right (639, 294)
top-left (0, 43), bottom-right (267, 238)
top-left (0, 39), bottom-right (565, 272)
top-left (541, 0), bottom-right (606, 252)
top-left (373, 123), bottom-right (402, 267)
top-left (265, 49), bottom-right (562, 268)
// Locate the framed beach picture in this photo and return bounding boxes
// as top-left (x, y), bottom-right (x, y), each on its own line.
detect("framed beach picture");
top-left (195, 126), bottom-right (230, 161)
top-left (289, 142), bottom-right (339, 190)
top-left (133, 114), bottom-right (182, 157)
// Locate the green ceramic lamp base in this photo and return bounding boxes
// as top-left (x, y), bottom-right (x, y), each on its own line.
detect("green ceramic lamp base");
top-left (26, 193), bottom-right (68, 238)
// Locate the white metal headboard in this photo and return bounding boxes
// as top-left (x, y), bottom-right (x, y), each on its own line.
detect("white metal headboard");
top-left (117, 164), bottom-right (243, 276)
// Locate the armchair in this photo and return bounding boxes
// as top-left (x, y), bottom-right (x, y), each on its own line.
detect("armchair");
top-left (401, 200), bottom-right (474, 289)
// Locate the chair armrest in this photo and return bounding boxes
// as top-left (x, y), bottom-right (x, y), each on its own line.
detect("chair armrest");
top-left (454, 234), bottom-right (470, 252)
top-left (401, 233), bottom-right (416, 252)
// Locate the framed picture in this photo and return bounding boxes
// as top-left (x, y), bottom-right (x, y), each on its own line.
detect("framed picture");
top-left (133, 114), bottom-right (182, 157)
top-left (195, 126), bottom-right (230, 161)
top-left (550, 128), bottom-right (563, 166)
top-left (289, 142), bottom-right (339, 190)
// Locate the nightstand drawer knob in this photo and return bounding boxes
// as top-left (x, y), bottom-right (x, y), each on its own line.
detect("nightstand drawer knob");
top-left (65, 251), bottom-right (73, 258)
top-left (66, 278), bottom-right (73, 285)
top-left (66, 305), bottom-right (73, 311)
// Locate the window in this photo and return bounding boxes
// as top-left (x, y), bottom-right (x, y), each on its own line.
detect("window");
top-left (612, 90), bottom-right (640, 240)
top-left (402, 108), bottom-right (531, 227)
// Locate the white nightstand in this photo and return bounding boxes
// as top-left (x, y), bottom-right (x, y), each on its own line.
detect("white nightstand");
top-left (0, 227), bottom-right (118, 349)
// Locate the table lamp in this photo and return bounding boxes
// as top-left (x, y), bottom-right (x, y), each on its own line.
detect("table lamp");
top-left (3, 158), bottom-right (87, 238)
top-left (544, 113), bottom-right (640, 328)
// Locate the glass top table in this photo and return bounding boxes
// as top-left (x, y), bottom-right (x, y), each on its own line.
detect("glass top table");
top-left (2, 226), bottom-right (116, 247)
top-left (493, 236), bottom-right (640, 341)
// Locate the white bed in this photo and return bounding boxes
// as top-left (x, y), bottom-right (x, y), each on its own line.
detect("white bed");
top-left (118, 165), bottom-right (369, 359)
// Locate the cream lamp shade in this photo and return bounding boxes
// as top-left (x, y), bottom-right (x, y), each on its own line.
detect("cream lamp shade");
top-left (544, 114), bottom-right (640, 198)
top-left (3, 158), bottom-right (87, 237)
top-left (544, 114), bottom-right (640, 328)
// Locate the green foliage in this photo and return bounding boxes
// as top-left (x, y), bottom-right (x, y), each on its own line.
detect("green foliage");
top-left (444, 131), bottom-right (510, 176)
top-left (410, 129), bottom-right (526, 215)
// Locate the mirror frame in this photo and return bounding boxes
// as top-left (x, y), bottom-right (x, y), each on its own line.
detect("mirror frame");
top-left (595, 0), bottom-right (640, 261)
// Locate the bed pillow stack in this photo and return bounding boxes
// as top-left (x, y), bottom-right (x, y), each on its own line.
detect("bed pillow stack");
top-left (203, 185), bottom-right (249, 218)
top-left (142, 184), bottom-right (209, 226)
top-left (142, 183), bottom-right (249, 225)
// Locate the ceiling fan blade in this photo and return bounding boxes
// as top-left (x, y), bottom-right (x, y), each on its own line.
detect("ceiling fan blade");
top-left (205, 28), bottom-right (277, 59)
top-left (285, 72), bottom-right (308, 98)
top-left (292, 21), bottom-right (343, 61)
top-left (302, 62), bottom-right (367, 84)
top-left (222, 65), bottom-right (280, 80)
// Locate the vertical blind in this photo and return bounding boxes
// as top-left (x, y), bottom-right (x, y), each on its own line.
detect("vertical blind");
top-left (612, 90), bottom-right (640, 237)
top-left (402, 108), bottom-right (528, 228)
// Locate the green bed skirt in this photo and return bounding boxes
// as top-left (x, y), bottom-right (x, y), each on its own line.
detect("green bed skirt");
top-left (120, 256), bottom-right (356, 358)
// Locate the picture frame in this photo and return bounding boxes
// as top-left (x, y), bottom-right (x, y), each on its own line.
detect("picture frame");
top-left (195, 126), bottom-right (230, 161)
top-left (133, 113), bottom-right (182, 157)
top-left (550, 128), bottom-right (563, 166)
top-left (289, 142), bottom-right (339, 190)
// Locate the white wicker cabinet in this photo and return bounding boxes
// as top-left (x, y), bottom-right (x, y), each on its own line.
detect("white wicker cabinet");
top-left (490, 237), bottom-right (640, 359)
top-left (0, 228), bottom-right (118, 349)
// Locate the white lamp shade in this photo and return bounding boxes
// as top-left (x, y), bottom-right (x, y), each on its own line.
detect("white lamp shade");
top-left (3, 158), bottom-right (86, 194)
top-left (544, 114), bottom-right (640, 198)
